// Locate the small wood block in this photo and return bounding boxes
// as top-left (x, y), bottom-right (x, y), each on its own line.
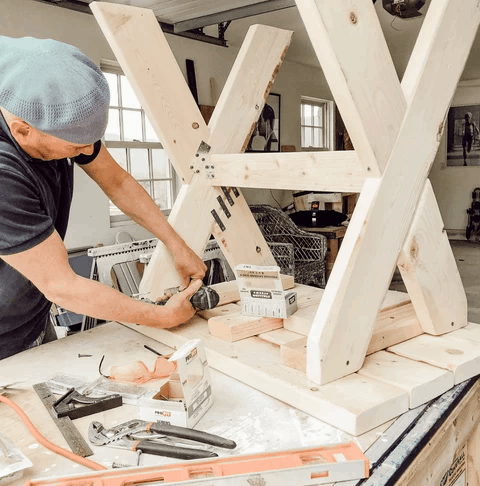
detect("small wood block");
top-left (366, 302), bottom-right (423, 355)
top-left (283, 301), bottom-right (423, 372)
top-left (358, 351), bottom-right (454, 408)
top-left (281, 337), bottom-right (307, 372)
top-left (258, 328), bottom-right (304, 346)
top-left (208, 312), bottom-right (283, 342)
top-left (388, 334), bottom-right (480, 384)
top-left (197, 303), bottom-right (240, 321)
top-left (293, 284), bottom-right (324, 309)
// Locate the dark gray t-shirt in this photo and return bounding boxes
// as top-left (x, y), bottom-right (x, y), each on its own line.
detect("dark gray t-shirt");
top-left (0, 113), bottom-right (100, 359)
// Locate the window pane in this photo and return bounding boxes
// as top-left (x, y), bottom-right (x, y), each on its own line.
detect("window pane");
top-left (107, 147), bottom-right (127, 170)
top-left (152, 149), bottom-right (169, 178)
top-left (303, 127), bottom-right (312, 147)
top-left (304, 104), bottom-right (312, 126)
top-left (104, 72), bottom-right (118, 106)
top-left (121, 76), bottom-right (141, 109)
top-left (153, 181), bottom-right (172, 209)
top-left (313, 105), bottom-right (323, 128)
top-left (123, 110), bottom-right (143, 142)
top-left (313, 128), bottom-right (324, 148)
top-left (105, 108), bottom-right (120, 141)
top-left (145, 115), bottom-right (160, 142)
top-left (130, 148), bottom-right (150, 179)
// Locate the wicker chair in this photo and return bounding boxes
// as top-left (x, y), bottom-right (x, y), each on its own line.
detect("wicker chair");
top-left (249, 204), bottom-right (328, 288)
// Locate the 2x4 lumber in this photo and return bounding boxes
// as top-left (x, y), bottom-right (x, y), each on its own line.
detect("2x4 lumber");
top-left (304, 0), bottom-right (480, 385)
top-left (281, 302), bottom-right (423, 371)
top-left (295, 0), bottom-right (405, 175)
top-left (206, 151), bottom-right (368, 192)
top-left (137, 24), bottom-right (292, 298)
top-left (208, 312), bottom-right (283, 342)
top-left (257, 328), bottom-right (304, 346)
top-left (397, 180), bottom-right (468, 335)
top-left (122, 318), bottom-right (409, 436)
top-left (357, 351), bottom-right (454, 408)
top-left (284, 293), bottom-right (413, 339)
top-left (90, 2), bottom-right (209, 184)
top-left (388, 334), bottom-right (480, 385)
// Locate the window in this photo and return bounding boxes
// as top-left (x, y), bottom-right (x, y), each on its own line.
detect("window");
top-left (300, 96), bottom-right (334, 151)
top-left (101, 60), bottom-right (176, 225)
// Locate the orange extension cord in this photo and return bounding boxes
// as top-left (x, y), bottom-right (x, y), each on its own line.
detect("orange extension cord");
top-left (0, 394), bottom-right (107, 471)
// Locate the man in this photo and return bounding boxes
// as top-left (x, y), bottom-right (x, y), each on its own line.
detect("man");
top-left (0, 36), bottom-right (207, 360)
top-left (462, 111), bottom-right (479, 166)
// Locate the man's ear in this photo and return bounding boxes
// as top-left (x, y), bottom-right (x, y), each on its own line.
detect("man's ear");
top-left (9, 119), bottom-right (32, 142)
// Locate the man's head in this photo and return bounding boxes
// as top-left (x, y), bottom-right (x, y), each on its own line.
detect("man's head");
top-left (0, 36), bottom-right (109, 151)
top-left (466, 112), bottom-right (473, 122)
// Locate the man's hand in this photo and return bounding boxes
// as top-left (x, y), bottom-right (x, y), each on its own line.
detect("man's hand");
top-left (163, 278), bottom-right (204, 327)
top-left (171, 245), bottom-right (207, 290)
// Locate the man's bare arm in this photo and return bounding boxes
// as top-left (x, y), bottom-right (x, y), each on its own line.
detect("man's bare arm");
top-left (80, 143), bottom-right (207, 288)
top-left (1, 230), bottom-right (202, 327)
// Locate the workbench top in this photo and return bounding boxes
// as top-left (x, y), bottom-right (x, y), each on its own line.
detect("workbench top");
top-left (0, 322), bottom-right (385, 485)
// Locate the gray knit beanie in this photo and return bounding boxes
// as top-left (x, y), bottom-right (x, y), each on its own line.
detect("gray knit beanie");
top-left (0, 36), bottom-right (110, 144)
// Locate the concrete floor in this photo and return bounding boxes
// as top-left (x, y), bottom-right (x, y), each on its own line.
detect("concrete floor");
top-left (389, 239), bottom-right (480, 324)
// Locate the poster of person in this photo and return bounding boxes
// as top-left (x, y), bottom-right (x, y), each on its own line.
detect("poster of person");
top-left (446, 104), bottom-right (480, 167)
top-left (246, 93), bottom-right (280, 152)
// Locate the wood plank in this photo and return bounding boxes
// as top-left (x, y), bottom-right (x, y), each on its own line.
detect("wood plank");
top-left (122, 318), bottom-right (408, 436)
top-left (448, 322), bottom-right (480, 342)
top-left (208, 312), bottom-right (283, 342)
top-left (258, 328), bottom-right (304, 346)
top-left (207, 151), bottom-right (368, 192)
top-left (293, 283), bottom-right (324, 309)
top-left (295, 0), bottom-right (405, 174)
top-left (90, 2), bottom-right (209, 184)
top-left (139, 24), bottom-right (292, 299)
top-left (398, 180), bottom-right (468, 334)
top-left (304, 0), bottom-right (480, 385)
top-left (388, 334), bottom-right (480, 385)
top-left (367, 302), bottom-right (423, 356)
top-left (357, 351), bottom-right (454, 408)
top-left (284, 292), bottom-right (413, 340)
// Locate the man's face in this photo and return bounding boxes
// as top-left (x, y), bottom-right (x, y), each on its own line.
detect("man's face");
top-left (27, 128), bottom-right (95, 161)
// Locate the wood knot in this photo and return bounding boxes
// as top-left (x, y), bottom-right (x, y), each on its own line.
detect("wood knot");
top-left (350, 12), bottom-right (358, 24)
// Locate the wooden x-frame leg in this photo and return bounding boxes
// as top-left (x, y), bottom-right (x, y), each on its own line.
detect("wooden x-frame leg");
top-left (92, 0), bottom-right (478, 388)
top-left (295, 0), bottom-right (479, 384)
top-left (91, 2), bottom-right (292, 299)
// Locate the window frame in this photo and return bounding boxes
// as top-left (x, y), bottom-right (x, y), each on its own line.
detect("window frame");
top-left (300, 96), bottom-right (335, 152)
top-left (101, 60), bottom-right (177, 226)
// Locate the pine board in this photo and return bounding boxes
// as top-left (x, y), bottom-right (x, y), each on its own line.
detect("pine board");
top-left (123, 316), bottom-right (409, 436)
top-left (389, 334), bottom-right (480, 384)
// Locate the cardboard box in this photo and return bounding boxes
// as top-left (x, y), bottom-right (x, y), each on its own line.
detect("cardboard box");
top-left (235, 264), bottom-right (297, 318)
top-left (139, 339), bottom-right (213, 428)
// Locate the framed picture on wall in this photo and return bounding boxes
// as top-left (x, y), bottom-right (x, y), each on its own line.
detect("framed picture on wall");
top-left (246, 93), bottom-right (280, 152)
top-left (447, 104), bottom-right (480, 167)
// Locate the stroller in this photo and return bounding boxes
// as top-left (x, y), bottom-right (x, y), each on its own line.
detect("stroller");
top-left (466, 187), bottom-right (480, 240)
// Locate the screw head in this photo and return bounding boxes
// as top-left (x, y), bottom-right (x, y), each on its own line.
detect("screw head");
top-left (256, 246), bottom-right (261, 253)
top-left (192, 122), bottom-right (200, 129)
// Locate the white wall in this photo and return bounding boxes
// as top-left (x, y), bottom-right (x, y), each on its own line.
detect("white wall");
top-left (1, 0), bottom-right (335, 250)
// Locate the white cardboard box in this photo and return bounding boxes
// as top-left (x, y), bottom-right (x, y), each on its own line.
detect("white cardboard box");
top-left (139, 339), bottom-right (213, 428)
top-left (235, 264), bottom-right (297, 318)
